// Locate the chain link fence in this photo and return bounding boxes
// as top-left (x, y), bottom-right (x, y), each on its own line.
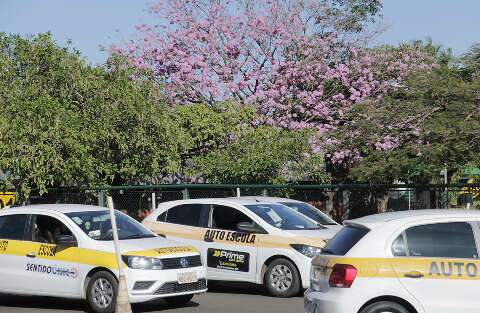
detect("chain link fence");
top-left (22, 184), bottom-right (480, 222)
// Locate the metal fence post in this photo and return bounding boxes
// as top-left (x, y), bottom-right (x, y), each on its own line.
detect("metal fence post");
top-left (151, 192), bottom-right (156, 211)
top-left (262, 188), bottom-right (268, 196)
top-left (98, 190), bottom-right (105, 207)
top-left (182, 188), bottom-right (190, 200)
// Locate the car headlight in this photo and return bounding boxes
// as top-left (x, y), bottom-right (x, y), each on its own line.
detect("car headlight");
top-left (122, 256), bottom-right (163, 270)
top-left (290, 244), bottom-right (323, 258)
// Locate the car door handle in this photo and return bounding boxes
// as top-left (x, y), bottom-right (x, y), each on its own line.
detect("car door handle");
top-left (26, 252), bottom-right (36, 258)
top-left (404, 271), bottom-right (424, 279)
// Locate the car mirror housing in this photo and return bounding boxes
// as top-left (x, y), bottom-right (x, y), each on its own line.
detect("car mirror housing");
top-left (237, 222), bottom-right (267, 234)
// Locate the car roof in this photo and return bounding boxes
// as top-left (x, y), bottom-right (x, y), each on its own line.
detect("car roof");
top-left (157, 197), bottom-right (282, 208)
top-left (231, 196), bottom-right (304, 203)
top-left (346, 209), bottom-right (480, 229)
top-left (3, 204), bottom-right (108, 215)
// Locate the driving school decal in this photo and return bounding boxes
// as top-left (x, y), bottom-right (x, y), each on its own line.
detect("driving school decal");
top-left (0, 240), bottom-right (8, 253)
top-left (26, 263), bottom-right (78, 279)
top-left (207, 248), bottom-right (250, 272)
top-left (153, 246), bottom-right (197, 255)
top-left (429, 261), bottom-right (479, 278)
top-left (38, 244), bottom-right (57, 257)
top-left (204, 229), bottom-right (256, 244)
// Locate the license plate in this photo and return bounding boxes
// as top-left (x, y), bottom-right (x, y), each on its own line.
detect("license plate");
top-left (177, 272), bottom-right (197, 284)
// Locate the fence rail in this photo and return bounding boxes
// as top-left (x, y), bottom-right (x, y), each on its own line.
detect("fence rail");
top-left (15, 183), bottom-right (480, 222)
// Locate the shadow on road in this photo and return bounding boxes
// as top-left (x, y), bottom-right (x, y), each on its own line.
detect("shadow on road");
top-left (0, 294), bottom-right (200, 313)
top-left (207, 281), bottom-right (303, 298)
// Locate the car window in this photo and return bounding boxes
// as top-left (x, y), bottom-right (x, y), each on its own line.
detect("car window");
top-left (392, 234), bottom-right (407, 256)
top-left (33, 215), bottom-right (75, 244)
top-left (67, 210), bottom-right (155, 241)
top-left (279, 202), bottom-right (337, 225)
top-left (157, 211), bottom-right (167, 222)
top-left (245, 204), bottom-right (322, 230)
top-left (211, 205), bottom-right (253, 231)
top-left (166, 204), bottom-right (204, 227)
top-left (405, 222), bottom-right (478, 259)
top-left (322, 225), bottom-right (369, 256)
top-left (0, 214), bottom-right (28, 240)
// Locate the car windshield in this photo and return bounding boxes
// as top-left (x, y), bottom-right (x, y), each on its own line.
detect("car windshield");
top-left (279, 202), bottom-right (337, 225)
top-left (245, 204), bottom-right (323, 230)
top-left (66, 210), bottom-right (155, 241)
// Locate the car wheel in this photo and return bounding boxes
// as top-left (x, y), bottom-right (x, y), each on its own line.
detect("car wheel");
top-left (86, 271), bottom-right (118, 313)
top-left (359, 301), bottom-right (410, 313)
top-left (265, 258), bottom-right (301, 297)
top-left (164, 294), bottom-right (194, 306)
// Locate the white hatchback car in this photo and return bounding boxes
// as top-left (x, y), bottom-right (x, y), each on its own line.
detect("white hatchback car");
top-left (305, 209), bottom-right (480, 313)
top-left (0, 204), bottom-right (207, 313)
top-left (143, 198), bottom-right (339, 297)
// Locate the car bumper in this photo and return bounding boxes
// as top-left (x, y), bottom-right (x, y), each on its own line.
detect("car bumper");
top-left (304, 288), bottom-right (358, 313)
top-left (125, 266), bottom-right (207, 303)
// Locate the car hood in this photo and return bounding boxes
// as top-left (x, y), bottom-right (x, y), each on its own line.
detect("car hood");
top-left (285, 227), bottom-right (340, 240)
top-left (91, 236), bottom-right (199, 257)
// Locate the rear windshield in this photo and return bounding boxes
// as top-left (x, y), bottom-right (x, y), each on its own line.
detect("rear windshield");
top-left (322, 225), bottom-right (369, 256)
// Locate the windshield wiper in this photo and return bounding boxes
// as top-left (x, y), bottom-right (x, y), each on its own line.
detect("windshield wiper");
top-left (121, 234), bottom-right (155, 240)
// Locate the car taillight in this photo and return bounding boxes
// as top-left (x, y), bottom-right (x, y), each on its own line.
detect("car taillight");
top-left (329, 264), bottom-right (357, 288)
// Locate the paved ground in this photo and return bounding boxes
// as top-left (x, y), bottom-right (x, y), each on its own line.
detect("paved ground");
top-left (0, 283), bottom-right (303, 313)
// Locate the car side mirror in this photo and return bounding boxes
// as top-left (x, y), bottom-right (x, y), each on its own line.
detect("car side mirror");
top-left (237, 222), bottom-right (267, 234)
top-left (55, 234), bottom-right (77, 247)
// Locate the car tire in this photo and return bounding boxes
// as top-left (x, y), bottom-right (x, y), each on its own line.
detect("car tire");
top-left (164, 294), bottom-right (194, 306)
top-left (359, 301), bottom-right (410, 313)
top-left (86, 271), bottom-right (118, 313)
top-left (264, 258), bottom-right (301, 298)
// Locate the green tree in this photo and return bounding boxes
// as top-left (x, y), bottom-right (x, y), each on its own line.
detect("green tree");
top-left (0, 33), bottom-right (181, 197)
top-left (174, 102), bottom-right (256, 178)
top-left (324, 42), bottom-right (480, 213)
top-left (188, 126), bottom-right (327, 184)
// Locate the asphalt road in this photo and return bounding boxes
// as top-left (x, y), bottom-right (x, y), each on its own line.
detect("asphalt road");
top-left (0, 283), bottom-right (303, 313)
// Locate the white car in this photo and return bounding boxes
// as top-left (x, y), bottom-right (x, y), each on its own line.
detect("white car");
top-left (305, 209), bottom-right (480, 313)
top-left (232, 197), bottom-right (341, 230)
top-left (0, 204), bottom-right (207, 313)
top-left (143, 198), bottom-right (339, 297)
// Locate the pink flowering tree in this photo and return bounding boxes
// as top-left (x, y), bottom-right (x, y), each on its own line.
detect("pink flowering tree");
top-left (117, 0), bottom-right (430, 171)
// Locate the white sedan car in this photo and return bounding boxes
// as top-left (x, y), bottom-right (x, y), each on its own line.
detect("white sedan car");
top-left (305, 209), bottom-right (480, 313)
top-left (0, 204), bottom-right (207, 313)
top-left (143, 198), bottom-right (339, 297)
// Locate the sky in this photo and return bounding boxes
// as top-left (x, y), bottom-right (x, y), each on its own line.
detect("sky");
top-left (0, 0), bottom-right (479, 65)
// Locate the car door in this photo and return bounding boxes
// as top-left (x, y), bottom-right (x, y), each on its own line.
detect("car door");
top-left (0, 213), bottom-right (30, 292)
top-left (392, 221), bottom-right (480, 313)
top-left (23, 213), bottom-right (81, 296)
top-left (152, 203), bottom-right (210, 260)
top-left (203, 204), bottom-right (259, 282)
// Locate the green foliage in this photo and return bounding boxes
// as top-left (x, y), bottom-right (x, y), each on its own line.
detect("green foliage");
top-left (0, 33), bottom-right (181, 197)
top-left (461, 43), bottom-right (480, 78)
top-left (342, 57), bottom-right (480, 184)
top-left (175, 102), bottom-right (256, 161)
top-left (188, 126), bottom-right (327, 184)
top-left (331, 0), bottom-right (383, 32)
